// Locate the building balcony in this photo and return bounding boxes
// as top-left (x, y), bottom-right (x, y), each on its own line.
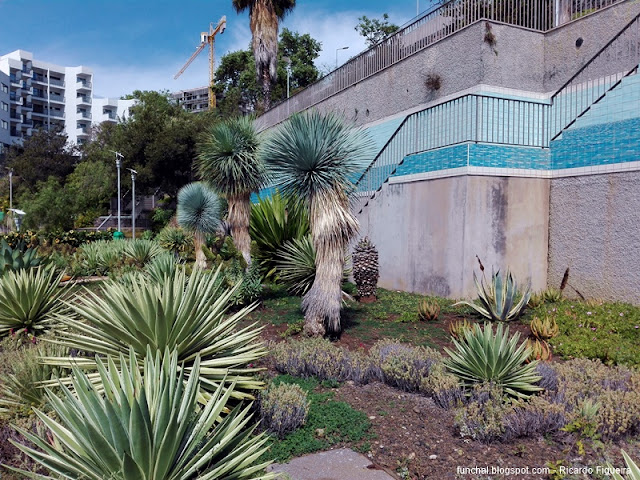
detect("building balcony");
top-left (9, 75), bottom-right (20, 86)
top-left (76, 80), bottom-right (92, 91)
top-left (76, 96), bottom-right (91, 105)
top-left (49, 110), bottom-right (65, 118)
top-left (30, 110), bottom-right (48, 117)
top-left (21, 67), bottom-right (32, 77)
top-left (49, 95), bottom-right (65, 104)
top-left (78, 112), bottom-right (91, 119)
top-left (76, 127), bottom-right (90, 136)
top-left (50, 78), bottom-right (65, 87)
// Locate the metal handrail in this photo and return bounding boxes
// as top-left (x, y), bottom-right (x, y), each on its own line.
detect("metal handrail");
top-left (259, 0), bottom-right (623, 130)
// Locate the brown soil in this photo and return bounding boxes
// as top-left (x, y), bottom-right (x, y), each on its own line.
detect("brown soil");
top-left (332, 381), bottom-right (639, 480)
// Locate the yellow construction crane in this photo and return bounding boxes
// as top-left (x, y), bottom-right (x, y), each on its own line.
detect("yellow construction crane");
top-left (174, 16), bottom-right (227, 110)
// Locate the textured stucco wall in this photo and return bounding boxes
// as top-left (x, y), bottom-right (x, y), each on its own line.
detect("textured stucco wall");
top-left (548, 172), bottom-right (640, 303)
top-left (297, 21), bottom-right (545, 127)
top-left (544, 0), bottom-right (640, 90)
top-left (358, 174), bottom-right (549, 298)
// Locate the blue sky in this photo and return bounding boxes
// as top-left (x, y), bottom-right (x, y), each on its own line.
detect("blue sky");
top-left (0, 0), bottom-right (436, 98)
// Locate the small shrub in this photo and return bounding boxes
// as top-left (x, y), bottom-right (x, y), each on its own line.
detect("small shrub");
top-left (260, 383), bottom-right (310, 438)
top-left (369, 339), bottom-right (442, 392)
top-left (421, 368), bottom-right (464, 409)
top-left (535, 362), bottom-right (558, 392)
top-left (454, 384), bottom-right (508, 443)
top-left (424, 73), bottom-right (442, 91)
top-left (502, 396), bottom-right (566, 441)
top-left (271, 339), bottom-right (353, 382)
top-left (594, 390), bottom-right (640, 440)
top-left (526, 338), bottom-right (553, 363)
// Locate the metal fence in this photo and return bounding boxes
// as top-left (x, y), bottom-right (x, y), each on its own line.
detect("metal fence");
top-left (259, 0), bottom-right (623, 130)
top-left (355, 94), bottom-right (548, 198)
top-left (549, 11), bottom-right (640, 140)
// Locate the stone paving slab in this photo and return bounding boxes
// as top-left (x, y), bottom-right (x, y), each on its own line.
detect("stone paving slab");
top-left (267, 448), bottom-right (397, 480)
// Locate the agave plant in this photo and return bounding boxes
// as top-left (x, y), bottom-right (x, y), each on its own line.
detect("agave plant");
top-left (418, 299), bottom-right (440, 321)
top-left (610, 451), bottom-right (640, 480)
top-left (263, 110), bottom-right (375, 336)
top-left (124, 238), bottom-right (164, 266)
top-left (177, 182), bottom-right (221, 269)
top-left (42, 268), bottom-right (265, 400)
top-left (0, 239), bottom-right (45, 275)
top-left (249, 190), bottom-right (309, 278)
top-left (144, 251), bottom-right (180, 284)
top-left (526, 338), bottom-right (552, 363)
top-left (0, 340), bottom-right (69, 414)
top-left (448, 318), bottom-right (473, 340)
top-left (454, 269), bottom-right (531, 322)
top-left (0, 266), bottom-right (66, 338)
top-left (156, 225), bottom-right (194, 258)
top-left (444, 322), bottom-right (542, 399)
top-left (197, 116), bottom-right (264, 266)
top-left (9, 348), bottom-right (274, 480)
top-left (75, 240), bottom-right (127, 276)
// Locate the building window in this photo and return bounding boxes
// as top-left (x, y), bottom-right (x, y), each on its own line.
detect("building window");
top-left (1, 102), bottom-right (7, 111)
top-left (1, 84), bottom-right (8, 93)
top-left (1, 120), bottom-right (8, 129)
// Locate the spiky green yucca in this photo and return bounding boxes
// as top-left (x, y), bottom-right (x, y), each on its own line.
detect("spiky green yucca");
top-left (454, 269), bottom-right (531, 322)
top-left (275, 236), bottom-right (316, 296)
top-left (124, 238), bottom-right (164, 266)
top-left (197, 116), bottom-right (264, 266)
top-left (9, 348), bottom-right (274, 480)
top-left (250, 190), bottom-right (309, 278)
top-left (0, 266), bottom-right (66, 337)
top-left (41, 268), bottom-right (266, 400)
top-left (177, 182), bottom-right (221, 269)
top-left (444, 323), bottom-right (542, 399)
top-left (262, 110), bottom-right (375, 336)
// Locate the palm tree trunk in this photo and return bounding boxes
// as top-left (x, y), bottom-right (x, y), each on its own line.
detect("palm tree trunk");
top-left (194, 231), bottom-right (207, 269)
top-left (301, 190), bottom-right (358, 336)
top-left (228, 193), bottom-right (252, 266)
top-left (250, 0), bottom-right (278, 111)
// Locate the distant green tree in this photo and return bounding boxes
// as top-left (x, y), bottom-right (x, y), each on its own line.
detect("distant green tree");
top-left (355, 13), bottom-right (399, 47)
top-left (5, 128), bottom-right (77, 192)
top-left (214, 29), bottom-right (321, 115)
top-left (19, 177), bottom-right (74, 231)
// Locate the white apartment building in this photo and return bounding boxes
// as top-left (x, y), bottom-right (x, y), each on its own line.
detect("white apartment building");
top-left (172, 86), bottom-right (209, 113)
top-left (0, 50), bottom-right (136, 150)
top-left (91, 97), bottom-right (136, 125)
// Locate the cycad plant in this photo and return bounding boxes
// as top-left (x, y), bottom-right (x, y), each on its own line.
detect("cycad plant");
top-left (0, 266), bottom-right (66, 338)
top-left (41, 268), bottom-right (266, 400)
top-left (197, 116), bottom-right (264, 266)
top-left (454, 269), bottom-right (531, 322)
top-left (177, 182), bottom-right (221, 269)
top-left (9, 348), bottom-right (274, 480)
top-left (262, 110), bottom-right (374, 336)
top-left (444, 322), bottom-right (542, 399)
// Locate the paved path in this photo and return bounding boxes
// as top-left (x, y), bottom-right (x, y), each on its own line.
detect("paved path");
top-left (268, 448), bottom-right (397, 480)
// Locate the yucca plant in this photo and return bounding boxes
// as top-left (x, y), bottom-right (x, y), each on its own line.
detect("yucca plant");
top-left (0, 266), bottom-right (66, 338)
top-left (75, 240), bottom-right (127, 276)
top-left (41, 268), bottom-right (266, 400)
top-left (124, 238), bottom-right (164, 266)
top-left (529, 316), bottom-right (559, 340)
top-left (144, 251), bottom-right (180, 284)
top-left (177, 182), bottom-right (221, 269)
top-left (249, 190), bottom-right (309, 278)
top-left (444, 322), bottom-right (542, 399)
top-left (8, 348), bottom-right (274, 480)
top-left (454, 269), bottom-right (531, 322)
top-left (263, 110), bottom-right (375, 336)
top-left (197, 116), bottom-right (264, 266)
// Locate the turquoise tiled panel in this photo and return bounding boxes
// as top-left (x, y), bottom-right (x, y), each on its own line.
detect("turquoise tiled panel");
top-left (366, 117), bottom-right (404, 152)
top-left (394, 144), bottom-right (469, 176)
top-left (468, 144), bottom-right (550, 170)
top-left (251, 185), bottom-right (277, 203)
top-left (551, 116), bottom-right (640, 169)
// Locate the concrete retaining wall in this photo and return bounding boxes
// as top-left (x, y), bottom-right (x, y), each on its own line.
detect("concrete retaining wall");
top-left (548, 171), bottom-right (640, 303)
top-left (358, 174), bottom-right (549, 298)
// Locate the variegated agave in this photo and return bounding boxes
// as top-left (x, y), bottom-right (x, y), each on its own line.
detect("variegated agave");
top-left (41, 267), bottom-right (266, 400)
top-left (8, 348), bottom-right (274, 480)
top-left (444, 322), bottom-right (542, 399)
top-left (454, 269), bottom-right (531, 322)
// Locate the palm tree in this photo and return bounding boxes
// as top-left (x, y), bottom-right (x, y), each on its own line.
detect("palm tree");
top-left (262, 110), bottom-right (374, 336)
top-left (177, 182), bottom-right (220, 268)
top-left (232, 0), bottom-right (296, 110)
top-left (197, 116), bottom-right (263, 266)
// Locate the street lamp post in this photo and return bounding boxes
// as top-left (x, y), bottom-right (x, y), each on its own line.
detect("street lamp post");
top-left (335, 46), bottom-right (349, 70)
top-left (128, 168), bottom-right (137, 239)
top-left (285, 60), bottom-right (292, 98)
top-left (7, 168), bottom-right (12, 210)
top-left (114, 152), bottom-right (123, 233)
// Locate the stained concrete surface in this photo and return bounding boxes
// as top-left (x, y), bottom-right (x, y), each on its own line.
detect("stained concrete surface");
top-left (267, 448), bottom-right (397, 480)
